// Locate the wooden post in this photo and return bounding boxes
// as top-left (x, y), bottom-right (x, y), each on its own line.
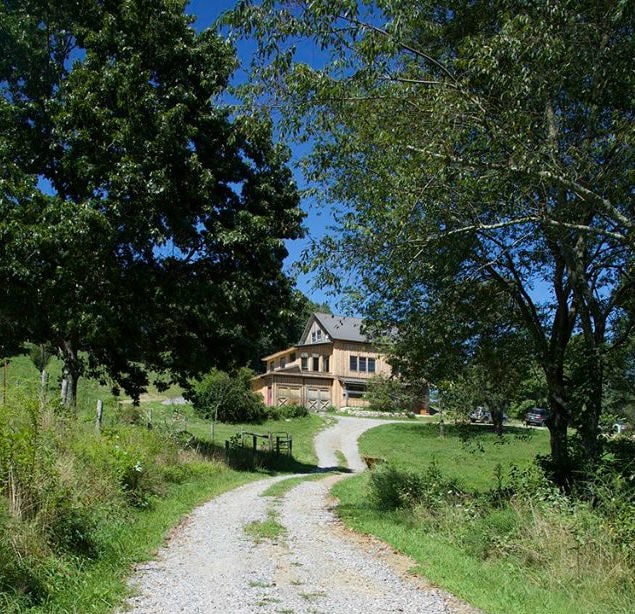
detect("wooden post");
top-left (268, 432), bottom-right (273, 452)
top-left (60, 378), bottom-right (68, 404)
top-left (2, 358), bottom-right (7, 405)
top-left (95, 400), bottom-right (103, 433)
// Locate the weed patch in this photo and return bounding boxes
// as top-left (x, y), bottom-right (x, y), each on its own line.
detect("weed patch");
top-left (244, 509), bottom-right (286, 543)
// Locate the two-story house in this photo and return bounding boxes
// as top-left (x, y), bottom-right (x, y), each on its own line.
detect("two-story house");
top-left (251, 312), bottom-right (391, 411)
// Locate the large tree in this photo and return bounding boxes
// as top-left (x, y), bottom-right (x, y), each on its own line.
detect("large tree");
top-left (0, 0), bottom-right (303, 405)
top-left (231, 0), bottom-right (634, 484)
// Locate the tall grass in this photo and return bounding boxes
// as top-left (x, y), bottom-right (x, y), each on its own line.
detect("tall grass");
top-left (332, 422), bottom-right (635, 614)
top-left (0, 378), bottom-right (326, 612)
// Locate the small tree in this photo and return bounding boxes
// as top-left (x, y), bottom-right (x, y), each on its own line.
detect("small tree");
top-left (188, 368), bottom-right (266, 432)
top-left (365, 375), bottom-right (427, 414)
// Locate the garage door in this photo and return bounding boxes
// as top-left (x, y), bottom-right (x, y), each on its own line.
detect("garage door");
top-left (306, 386), bottom-right (331, 412)
top-left (276, 385), bottom-right (301, 406)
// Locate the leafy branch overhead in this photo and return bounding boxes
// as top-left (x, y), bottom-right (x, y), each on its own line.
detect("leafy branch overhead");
top-left (229, 0), bottom-right (634, 485)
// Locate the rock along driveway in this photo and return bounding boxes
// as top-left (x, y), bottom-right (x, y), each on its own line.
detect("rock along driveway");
top-left (121, 416), bottom-right (475, 614)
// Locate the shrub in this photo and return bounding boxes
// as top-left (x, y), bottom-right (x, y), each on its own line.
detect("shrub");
top-left (187, 368), bottom-right (267, 424)
top-left (266, 403), bottom-right (309, 420)
top-left (39, 492), bottom-right (99, 558)
top-left (365, 375), bottom-right (425, 413)
top-left (368, 460), bottom-right (463, 511)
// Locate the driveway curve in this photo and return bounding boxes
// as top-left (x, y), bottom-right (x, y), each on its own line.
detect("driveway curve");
top-left (121, 416), bottom-right (475, 613)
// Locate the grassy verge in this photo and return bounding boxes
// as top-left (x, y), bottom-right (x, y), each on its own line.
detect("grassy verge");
top-left (331, 422), bottom-right (634, 614)
top-left (0, 367), bottom-right (327, 613)
top-left (31, 464), bottom-right (257, 613)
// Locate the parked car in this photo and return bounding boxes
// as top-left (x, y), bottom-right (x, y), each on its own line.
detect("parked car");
top-left (525, 407), bottom-right (550, 427)
top-left (469, 407), bottom-right (509, 424)
top-left (613, 420), bottom-right (632, 435)
top-left (469, 407), bottom-right (490, 423)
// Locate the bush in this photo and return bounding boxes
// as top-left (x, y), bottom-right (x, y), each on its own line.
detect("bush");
top-left (187, 368), bottom-right (267, 424)
top-left (365, 375), bottom-right (426, 413)
top-left (265, 403), bottom-right (309, 420)
top-left (368, 460), bottom-right (463, 511)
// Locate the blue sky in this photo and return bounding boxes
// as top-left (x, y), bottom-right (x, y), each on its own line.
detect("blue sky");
top-left (188, 0), bottom-right (336, 309)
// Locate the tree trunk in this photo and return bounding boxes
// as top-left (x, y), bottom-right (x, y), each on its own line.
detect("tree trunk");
top-left (546, 373), bottom-right (571, 489)
top-left (491, 407), bottom-right (504, 436)
top-left (577, 348), bottom-right (604, 465)
top-left (60, 340), bottom-right (81, 409)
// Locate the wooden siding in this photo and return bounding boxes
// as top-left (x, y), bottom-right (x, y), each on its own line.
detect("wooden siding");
top-left (331, 340), bottom-right (390, 379)
top-left (253, 333), bottom-right (391, 410)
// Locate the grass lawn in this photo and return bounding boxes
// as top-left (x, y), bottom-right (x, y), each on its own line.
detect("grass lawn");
top-left (332, 421), bottom-right (633, 614)
top-left (357, 421), bottom-right (549, 490)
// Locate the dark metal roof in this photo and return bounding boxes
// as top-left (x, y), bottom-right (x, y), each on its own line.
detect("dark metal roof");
top-left (300, 312), bottom-right (367, 344)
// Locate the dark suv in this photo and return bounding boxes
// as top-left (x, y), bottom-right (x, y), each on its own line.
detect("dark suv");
top-left (525, 407), bottom-right (550, 427)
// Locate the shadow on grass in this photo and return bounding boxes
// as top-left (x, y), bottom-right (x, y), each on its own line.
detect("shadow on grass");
top-left (182, 433), bottom-right (324, 474)
top-left (405, 421), bottom-right (536, 440)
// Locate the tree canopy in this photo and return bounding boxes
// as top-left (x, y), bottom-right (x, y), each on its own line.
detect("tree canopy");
top-left (230, 0), bottom-right (634, 484)
top-left (0, 0), bottom-right (304, 403)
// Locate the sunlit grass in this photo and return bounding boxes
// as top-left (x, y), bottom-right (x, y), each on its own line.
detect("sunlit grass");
top-left (331, 421), bottom-right (633, 614)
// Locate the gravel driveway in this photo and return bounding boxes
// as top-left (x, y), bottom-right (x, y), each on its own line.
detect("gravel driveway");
top-left (121, 416), bottom-right (475, 613)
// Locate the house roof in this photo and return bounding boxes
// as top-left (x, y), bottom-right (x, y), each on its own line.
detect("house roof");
top-left (300, 312), bottom-right (367, 344)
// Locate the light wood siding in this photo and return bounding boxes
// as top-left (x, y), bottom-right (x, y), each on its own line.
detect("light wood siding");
top-left (297, 344), bottom-right (333, 374)
top-left (306, 319), bottom-right (327, 344)
top-left (253, 337), bottom-right (390, 410)
top-left (332, 341), bottom-right (390, 379)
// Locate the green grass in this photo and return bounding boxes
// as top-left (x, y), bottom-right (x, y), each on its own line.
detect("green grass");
top-left (244, 509), bottom-right (286, 543)
top-left (26, 462), bottom-right (258, 613)
top-left (331, 421), bottom-right (633, 614)
top-left (357, 421), bottom-right (549, 491)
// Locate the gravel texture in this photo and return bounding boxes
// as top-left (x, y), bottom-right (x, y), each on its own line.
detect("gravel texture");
top-left (120, 417), bottom-right (476, 613)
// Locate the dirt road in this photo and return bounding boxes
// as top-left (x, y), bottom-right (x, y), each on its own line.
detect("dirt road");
top-left (122, 416), bottom-right (474, 613)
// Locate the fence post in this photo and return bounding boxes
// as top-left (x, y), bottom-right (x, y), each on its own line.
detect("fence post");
top-left (2, 358), bottom-right (8, 404)
top-left (95, 399), bottom-right (103, 433)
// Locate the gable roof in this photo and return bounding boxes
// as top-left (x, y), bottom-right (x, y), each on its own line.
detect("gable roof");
top-left (299, 312), bottom-right (367, 344)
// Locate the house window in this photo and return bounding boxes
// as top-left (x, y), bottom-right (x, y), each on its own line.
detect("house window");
top-left (311, 331), bottom-right (316, 343)
top-left (312, 355), bottom-right (320, 371)
top-left (280, 357), bottom-right (286, 369)
top-left (316, 329), bottom-right (322, 341)
top-left (368, 358), bottom-right (376, 373)
top-left (323, 356), bottom-right (330, 372)
top-left (290, 352), bottom-right (296, 362)
top-left (359, 357), bottom-right (367, 372)
top-left (349, 355), bottom-right (358, 371)
top-left (269, 361), bottom-right (274, 372)
top-left (346, 383), bottom-right (366, 399)
top-left (301, 355), bottom-right (308, 371)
